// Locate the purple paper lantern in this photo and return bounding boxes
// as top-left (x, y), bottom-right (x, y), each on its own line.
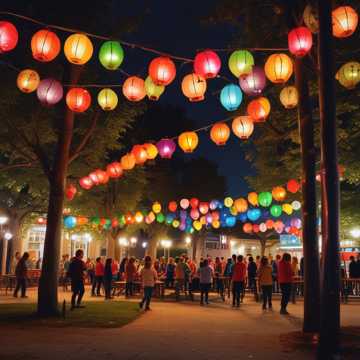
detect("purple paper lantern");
top-left (37, 78), bottom-right (63, 106)
top-left (239, 66), bottom-right (266, 96)
top-left (205, 213), bottom-right (213, 224)
top-left (156, 138), bottom-right (176, 159)
top-left (291, 218), bottom-right (302, 229)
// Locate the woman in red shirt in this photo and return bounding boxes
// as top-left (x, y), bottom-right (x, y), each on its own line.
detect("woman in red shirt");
top-left (91, 257), bottom-right (104, 296)
top-left (231, 255), bottom-right (247, 307)
top-left (278, 253), bottom-right (293, 315)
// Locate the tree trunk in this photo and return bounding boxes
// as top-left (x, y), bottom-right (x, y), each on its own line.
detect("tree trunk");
top-left (146, 238), bottom-right (157, 260)
top-left (294, 57), bottom-right (321, 333)
top-left (37, 66), bottom-right (80, 317)
top-left (106, 233), bottom-right (115, 258)
top-left (317, 1), bottom-right (341, 358)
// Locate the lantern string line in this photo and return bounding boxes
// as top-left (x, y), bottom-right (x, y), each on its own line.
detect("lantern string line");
top-left (0, 11), bottom-right (289, 62)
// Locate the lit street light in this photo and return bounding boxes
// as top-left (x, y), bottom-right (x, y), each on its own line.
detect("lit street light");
top-left (350, 228), bottom-right (360, 239)
top-left (185, 236), bottom-right (191, 245)
top-left (160, 239), bottom-right (172, 258)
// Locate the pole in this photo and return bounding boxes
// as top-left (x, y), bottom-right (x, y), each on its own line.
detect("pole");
top-left (294, 57), bottom-right (320, 333)
top-left (1, 238), bottom-right (8, 275)
top-left (317, 0), bottom-right (341, 358)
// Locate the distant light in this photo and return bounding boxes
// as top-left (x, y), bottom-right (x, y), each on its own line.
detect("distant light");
top-left (130, 237), bottom-right (137, 245)
top-left (350, 228), bottom-right (360, 238)
top-left (230, 240), bottom-right (236, 247)
top-left (142, 241), bottom-right (148, 248)
top-left (0, 216), bottom-right (8, 225)
top-left (4, 232), bottom-right (12, 240)
top-left (119, 237), bottom-right (129, 246)
top-left (160, 239), bottom-right (172, 248)
top-left (251, 246), bottom-right (256, 250)
top-left (71, 234), bottom-right (78, 241)
top-left (185, 236), bottom-right (191, 245)
top-left (84, 233), bottom-right (92, 242)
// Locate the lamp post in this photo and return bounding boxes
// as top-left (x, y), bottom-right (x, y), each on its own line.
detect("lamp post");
top-left (0, 216), bottom-right (9, 275)
top-left (118, 237), bottom-right (129, 259)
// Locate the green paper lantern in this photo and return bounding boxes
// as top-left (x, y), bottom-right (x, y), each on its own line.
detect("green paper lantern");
top-left (270, 204), bottom-right (282, 217)
top-left (228, 50), bottom-right (254, 78)
top-left (99, 41), bottom-right (124, 70)
top-left (118, 215), bottom-right (125, 225)
top-left (145, 76), bottom-right (165, 101)
top-left (91, 216), bottom-right (100, 225)
top-left (258, 192), bottom-right (272, 207)
top-left (156, 213), bottom-right (165, 223)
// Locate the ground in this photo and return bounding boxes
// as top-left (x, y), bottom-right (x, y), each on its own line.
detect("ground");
top-left (0, 287), bottom-right (359, 360)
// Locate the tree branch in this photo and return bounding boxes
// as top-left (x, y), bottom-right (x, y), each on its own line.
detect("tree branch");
top-left (0, 161), bottom-right (36, 172)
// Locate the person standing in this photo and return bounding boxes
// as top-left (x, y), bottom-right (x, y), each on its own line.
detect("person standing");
top-left (139, 256), bottom-right (158, 311)
top-left (198, 259), bottom-right (213, 305)
top-left (125, 257), bottom-right (137, 297)
top-left (11, 252), bottom-right (21, 275)
top-left (165, 257), bottom-right (175, 288)
top-left (104, 258), bottom-right (113, 300)
top-left (247, 256), bottom-right (257, 293)
top-left (231, 255), bottom-right (247, 307)
top-left (257, 256), bottom-right (273, 310)
top-left (214, 257), bottom-right (225, 301)
top-left (278, 253), bottom-right (293, 315)
top-left (92, 257), bottom-right (104, 296)
top-left (86, 258), bottom-right (95, 285)
top-left (13, 252), bottom-right (29, 298)
top-left (272, 254), bottom-right (281, 293)
top-left (68, 249), bottom-right (86, 309)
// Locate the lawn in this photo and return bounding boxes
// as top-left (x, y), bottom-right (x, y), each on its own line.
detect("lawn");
top-left (0, 301), bottom-right (140, 328)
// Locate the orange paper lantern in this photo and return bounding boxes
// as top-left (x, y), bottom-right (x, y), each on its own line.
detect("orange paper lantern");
top-left (143, 143), bottom-right (158, 160)
top-left (181, 73), bottom-right (207, 102)
top-left (106, 162), bottom-right (123, 178)
top-left (148, 56), bottom-right (176, 86)
top-left (232, 116), bottom-right (254, 139)
top-left (247, 97), bottom-right (271, 122)
top-left (17, 69), bottom-right (40, 93)
top-left (234, 198), bottom-right (248, 213)
top-left (272, 186), bottom-right (287, 202)
top-left (332, 6), bottom-right (358, 38)
top-left (131, 145), bottom-right (148, 165)
top-left (66, 88), bottom-right (91, 113)
top-left (64, 33), bottom-right (93, 65)
top-left (122, 76), bottom-right (146, 101)
top-left (264, 53), bottom-right (293, 84)
top-left (178, 131), bottom-right (199, 153)
top-left (210, 123), bottom-right (231, 146)
top-left (121, 153), bottom-right (136, 170)
top-left (31, 29), bottom-right (61, 62)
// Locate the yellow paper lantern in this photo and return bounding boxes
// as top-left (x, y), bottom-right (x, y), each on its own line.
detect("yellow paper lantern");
top-left (64, 33), bottom-right (93, 65)
top-left (144, 76), bottom-right (165, 100)
top-left (224, 197), bottom-right (233, 207)
top-left (280, 86), bottom-right (298, 109)
top-left (234, 198), bottom-right (248, 213)
top-left (282, 203), bottom-right (293, 215)
top-left (248, 192), bottom-right (258, 206)
top-left (200, 216), bottom-right (207, 225)
top-left (264, 53), bottom-right (293, 84)
top-left (97, 88), bottom-right (118, 111)
top-left (193, 220), bottom-right (202, 231)
top-left (172, 219), bottom-right (180, 228)
top-left (178, 131), bottom-right (199, 153)
top-left (17, 69), bottom-right (40, 93)
top-left (212, 220), bottom-right (220, 229)
top-left (230, 206), bottom-right (238, 216)
top-left (336, 62), bottom-right (360, 89)
top-left (152, 202), bottom-right (162, 214)
top-left (143, 143), bottom-right (158, 160)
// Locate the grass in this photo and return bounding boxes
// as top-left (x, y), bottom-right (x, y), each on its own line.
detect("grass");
top-left (0, 301), bottom-right (140, 328)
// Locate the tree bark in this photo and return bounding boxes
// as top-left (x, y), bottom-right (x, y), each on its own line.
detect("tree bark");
top-left (106, 233), bottom-right (115, 258)
top-left (145, 238), bottom-right (157, 260)
top-left (317, 1), bottom-right (341, 358)
top-left (294, 58), bottom-right (321, 333)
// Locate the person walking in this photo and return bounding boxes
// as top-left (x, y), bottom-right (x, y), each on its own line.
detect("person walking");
top-left (231, 255), bottom-right (247, 307)
top-left (104, 258), bottom-right (113, 300)
top-left (125, 257), bottom-right (137, 297)
top-left (13, 252), bottom-right (29, 298)
top-left (278, 253), bottom-right (293, 315)
top-left (139, 256), bottom-right (158, 311)
top-left (198, 259), bottom-right (213, 305)
top-left (91, 257), bottom-right (104, 296)
top-left (68, 249), bottom-right (87, 310)
top-left (257, 256), bottom-right (273, 310)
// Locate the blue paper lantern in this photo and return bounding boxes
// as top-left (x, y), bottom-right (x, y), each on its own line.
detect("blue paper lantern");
top-left (247, 208), bottom-right (261, 221)
top-left (238, 213), bottom-right (248, 223)
top-left (166, 214), bottom-right (175, 224)
top-left (220, 84), bottom-right (243, 111)
top-left (225, 216), bottom-right (236, 227)
top-left (64, 216), bottom-right (77, 229)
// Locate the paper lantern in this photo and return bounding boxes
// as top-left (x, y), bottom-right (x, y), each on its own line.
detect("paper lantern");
top-left (17, 69), bottom-right (40, 93)
top-left (230, 206), bottom-right (238, 216)
top-left (37, 78), bottom-right (63, 106)
top-left (94, 169), bottom-right (109, 184)
top-left (303, 5), bottom-right (319, 34)
top-left (99, 41), bottom-right (124, 70)
top-left (210, 200), bottom-right (220, 210)
top-left (243, 223), bottom-right (253, 234)
top-left (265, 219), bottom-right (274, 229)
top-left (106, 162), bottom-right (123, 178)
top-left (79, 176), bottom-right (93, 190)
top-left (288, 27), bottom-right (313, 57)
top-left (280, 86), bottom-right (298, 109)
top-left (181, 73), bottom-right (207, 102)
top-left (122, 76), bottom-right (146, 101)
top-left (212, 220), bottom-right (220, 229)
top-left (247, 208), bottom-right (261, 221)
top-left (194, 50), bottom-right (221, 79)
top-left (125, 213), bottom-right (135, 225)
top-left (77, 216), bottom-right (89, 226)
top-left (239, 66), bottom-right (266, 96)
top-left (190, 198), bottom-right (199, 209)
top-left (143, 143), bottom-right (158, 160)
top-left (111, 218), bottom-right (119, 228)
top-left (190, 208), bottom-right (200, 220)
top-left (131, 145), bottom-right (148, 165)
top-left (89, 171), bottom-right (100, 185)
top-left (272, 186), bottom-right (287, 202)
top-left (199, 202), bottom-right (209, 214)
top-left (234, 198), bottom-right (248, 213)
top-left (220, 84), bottom-right (243, 111)
top-left (228, 50), bottom-right (254, 78)
top-left (287, 179), bottom-right (300, 193)
top-left (291, 200), bottom-right (301, 211)
top-left (148, 56), bottom-right (176, 86)
top-left (178, 131), bottom-right (199, 153)
top-left (97, 88), bottom-right (118, 110)
top-left (0, 21), bottom-right (18, 53)
top-left (210, 123), bottom-right (230, 146)
top-left (225, 216), bottom-right (236, 227)
top-left (168, 201), bottom-right (178, 212)
top-left (247, 97), bottom-right (271, 122)
top-left (64, 33), bottom-right (93, 65)
top-left (156, 138), bottom-right (176, 159)
top-left (121, 153), bottom-right (136, 170)
top-left (66, 88), bottom-right (91, 112)
top-left (224, 197), bottom-right (234, 208)
top-left (332, 6), bottom-right (358, 38)
top-left (248, 192), bottom-right (258, 206)
top-left (180, 198), bottom-right (190, 209)
top-left (193, 220), bottom-right (202, 231)
top-left (282, 203), bottom-right (293, 215)
top-left (64, 216), bottom-right (77, 229)
top-left (156, 213), bottom-right (165, 223)
top-left (135, 211), bottom-right (144, 223)
top-left (145, 76), bottom-right (165, 100)
top-left (270, 204), bottom-right (282, 217)
top-left (259, 223), bottom-right (267, 233)
top-left (253, 224), bottom-right (260, 233)
top-left (65, 184), bottom-right (77, 200)
top-left (172, 219), bottom-right (180, 228)
top-left (31, 29), bottom-right (60, 62)
top-left (264, 54), bottom-right (293, 84)
top-left (152, 202), bottom-right (162, 214)
top-left (336, 62), bottom-right (360, 89)
top-left (232, 116), bottom-right (254, 139)
top-left (258, 192), bottom-right (272, 207)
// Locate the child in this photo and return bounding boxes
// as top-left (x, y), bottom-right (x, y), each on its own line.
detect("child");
top-left (139, 256), bottom-right (158, 311)
top-left (104, 258), bottom-right (113, 300)
top-left (257, 256), bottom-right (273, 310)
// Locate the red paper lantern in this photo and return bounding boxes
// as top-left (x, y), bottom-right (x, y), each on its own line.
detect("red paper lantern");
top-left (106, 162), bottom-right (123, 178)
top-left (199, 202), bottom-right (209, 215)
top-left (168, 201), bottom-right (178, 212)
top-left (265, 219), bottom-right (274, 229)
top-left (253, 224), bottom-right (260, 233)
top-left (287, 179), bottom-right (301, 193)
top-left (243, 223), bottom-right (253, 234)
top-left (148, 56), bottom-right (176, 86)
top-left (288, 27), bottom-right (313, 57)
top-left (31, 29), bottom-right (61, 62)
top-left (66, 88), bottom-right (91, 113)
top-left (0, 21), bottom-right (18, 53)
top-left (194, 50), bottom-right (221, 79)
top-left (111, 218), bottom-right (119, 228)
top-left (65, 184), bottom-right (77, 200)
top-left (89, 171), bottom-right (100, 185)
top-left (131, 145), bottom-right (148, 165)
top-left (190, 198), bottom-right (199, 208)
top-left (125, 212), bottom-right (135, 225)
top-left (79, 176), bottom-right (93, 190)
top-left (247, 97), bottom-right (271, 122)
top-left (122, 76), bottom-right (146, 101)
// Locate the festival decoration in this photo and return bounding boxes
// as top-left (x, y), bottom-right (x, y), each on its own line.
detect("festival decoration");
top-left (99, 41), bottom-right (124, 70)
top-left (248, 192), bottom-right (258, 206)
top-left (287, 179), bottom-right (300, 193)
top-left (265, 219), bottom-right (274, 229)
top-left (31, 29), bottom-right (60, 62)
top-left (37, 78), bottom-right (63, 106)
top-left (232, 116), bottom-right (254, 139)
top-left (152, 202), bottom-right (162, 214)
top-left (131, 145), bottom-right (148, 165)
top-left (264, 53), bottom-right (293, 84)
top-left (121, 153), bottom-right (136, 170)
top-left (156, 138), bottom-right (176, 159)
top-left (168, 201), bottom-right (178, 212)
top-left (190, 198), bottom-right (200, 208)
top-left (135, 211), bottom-right (144, 223)
top-left (190, 208), bottom-right (200, 220)
top-left (97, 88), bottom-right (118, 110)
top-left (64, 216), bottom-right (77, 229)
top-left (247, 208), bottom-right (261, 221)
top-left (332, 6), bottom-right (358, 38)
top-left (291, 200), bottom-right (301, 211)
top-left (270, 204), bottom-right (282, 217)
top-left (79, 176), bottom-right (93, 190)
top-left (106, 162), bottom-right (123, 178)
top-left (64, 33), bottom-right (93, 65)
top-left (303, 4), bottom-right (319, 33)
top-left (94, 169), bottom-right (109, 184)
top-left (122, 76), bottom-right (146, 101)
top-left (181, 73), bottom-right (207, 102)
top-left (17, 69), bottom-right (40, 93)
top-left (0, 21), bottom-right (18, 53)
top-left (272, 186), bottom-right (287, 201)
top-left (66, 88), bottom-right (91, 112)
top-left (156, 213), bottom-right (165, 223)
top-left (282, 203), bottom-right (293, 215)
top-left (220, 84), bottom-right (243, 111)
top-left (210, 123), bottom-right (230, 146)
top-left (228, 50), bottom-right (254, 78)
top-left (247, 97), bottom-right (271, 122)
top-left (143, 143), bottom-right (158, 160)
top-left (199, 202), bottom-right (209, 214)
top-left (336, 62), bottom-right (360, 89)
top-left (259, 223), bottom-right (267, 232)
top-left (148, 56), bottom-right (176, 86)
top-left (89, 171), bottom-right (100, 185)
top-left (239, 66), bottom-right (266, 96)
top-left (243, 223), bottom-right (253, 233)
top-left (234, 198), bottom-right (248, 213)
top-left (258, 192), bottom-right (272, 207)
top-left (65, 184), bottom-right (77, 200)
top-left (224, 197), bottom-right (234, 208)
top-left (288, 27), bottom-right (313, 57)
top-left (180, 198), bottom-right (190, 209)
top-left (178, 131), bottom-right (199, 153)
top-left (144, 76), bottom-right (165, 100)
top-left (280, 86), bottom-right (298, 109)
top-left (194, 50), bottom-right (221, 79)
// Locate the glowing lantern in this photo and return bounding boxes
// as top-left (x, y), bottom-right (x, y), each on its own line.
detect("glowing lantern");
top-left (220, 84), bottom-right (243, 111)
top-left (125, 213), bottom-right (135, 225)
top-left (259, 223), bottom-right (267, 233)
top-left (258, 192), bottom-right (272, 207)
top-left (230, 206), bottom-right (238, 216)
top-left (99, 41), bottom-right (124, 70)
top-left (66, 88), bottom-right (91, 112)
top-left (97, 88), bottom-right (118, 111)
top-left (253, 224), bottom-right (260, 233)
top-left (193, 220), bottom-right (203, 231)
top-left (178, 131), bottom-right (199, 153)
top-left (180, 198), bottom-right (190, 209)
top-left (135, 211), bottom-right (144, 223)
top-left (228, 50), bottom-right (254, 78)
top-left (64, 216), bottom-right (77, 229)
top-left (282, 203), bottom-right (293, 215)
top-left (248, 192), bottom-right (258, 206)
top-left (122, 76), bottom-right (146, 101)
top-left (199, 202), bottom-right (209, 214)
top-left (37, 78), bottom-right (63, 106)
top-left (194, 50), bottom-right (221, 79)
top-left (288, 27), bottom-right (313, 57)
top-left (287, 179), bottom-right (300, 193)
top-left (89, 171), bottom-right (100, 185)
top-left (77, 216), bottom-right (88, 226)
top-left (64, 33), bottom-right (93, 65)
top-left (106, 162), bottom-right (123, 178)
top-left (0, 21), bottom-right (18, 53)
top-left (336, 62), bottom-right (360, 89)
top-left (17, 69), bottom-right (40, 93)
top-left (265, 219), bottom-right (274, 229)
top-left (303, 5), bottom-right (319, 33)
top-left (332, 6), bottom-right (358, 38)
top-left (247, 97), bottom-right (271, 122)
top-left (291, 200), bottom-right (301, 211)
top-left (272, 186), bottom-right (287, 202)
top-left (234, 198), bottom-right (248, 213)
top-left (131, 145), bottom-right (148, 165)
top-left (232, 116), bottom-right (254, 139)
top-left (156, 213), bottom-right (165, 223)
top-left (168, 201), bottom-right (178, 212)
top-left (79, 176), bottom-right (93, 190)
top-left (181, 73), bottom-right (207, 102)
top-left (156, 138), bottom-right (176, 159)
top-left (280, 86), bottom-right (298, 109)
top-left (212, 220), bottom-right (220, 229)
top-left (190, 208), bottom-right (200, 220)
top-left (152, 202), bottom-right (162, 214)
top-left (121, 153), bottom-right (136, 170)
top-left (264, 53), bottom-right (293, 84)
top-left (270, 204), bottom-right (282, 217)
top-left (145, 76), bottom-right (165, 100)
top-left (143, 143), bottom-right (158, 160)
top-left (210, 123), bottom-right (230, 146)
top-left (190, 198), bottom-right (199, 209)
top-left (111, 218), bottom-right (119, 228)
top-left (239, 66), bottom-right (266, 96)
top-left (172, 220), bottom-right (180, 228)
top-left (65, 184), bottom-right (77, 200)
top-left (243, 223), bottom-right (253, 234)
top-left (31, 29), bottom-right (60, 62)
top-left (224, 197), bottom-right (234, 208)
top-left (95, 169), bottom-right (108, 184)
top-left (148, 56), bottom-right (176, 86)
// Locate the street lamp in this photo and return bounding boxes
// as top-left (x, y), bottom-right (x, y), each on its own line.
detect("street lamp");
top-left (0, 216), bottom-right (9, 226)
top-left (142, 241), bottom-right (148, 249)
top-left (4, 232), bottom-right (13, 241)
top-left (130, 237), bottom-right (137, 246)
top-left (350, 228), bottom-right (360, 238)
top-left (185, 236), bottom-right (191, 245)
top-left (0, 216), bottom-right (9, 275)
